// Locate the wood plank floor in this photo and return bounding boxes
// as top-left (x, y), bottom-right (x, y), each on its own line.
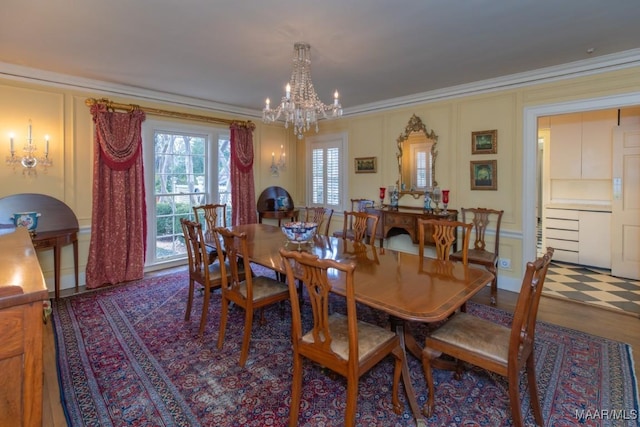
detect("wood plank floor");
top-left (42, 286), bottom-right (640, 426)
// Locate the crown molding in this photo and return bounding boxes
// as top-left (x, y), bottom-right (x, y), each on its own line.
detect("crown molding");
top-left (0, 62), bottom-right (262, 119)
top-left (2, 48), bottom-right (640, 119)
top-left (344, 48), bottom-right (640, 116)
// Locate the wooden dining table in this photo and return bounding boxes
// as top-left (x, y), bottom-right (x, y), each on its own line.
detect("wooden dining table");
top-left (219, 223), bottom-right (494, 426)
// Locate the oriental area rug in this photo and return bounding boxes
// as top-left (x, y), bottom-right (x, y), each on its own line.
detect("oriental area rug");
top-left (52, 266), bottom-right (640, 427)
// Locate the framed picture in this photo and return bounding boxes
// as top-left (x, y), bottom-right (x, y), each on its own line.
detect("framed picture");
top-left (354, 157), bottom-right (377, 173)
top-left (470, 160), bottom-right (497, 190)
top-left (471, 129), bottom-right (497, 154)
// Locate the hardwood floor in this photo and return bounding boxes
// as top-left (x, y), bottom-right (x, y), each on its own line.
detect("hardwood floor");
top-left (42, 286), bottom-right (640, 426)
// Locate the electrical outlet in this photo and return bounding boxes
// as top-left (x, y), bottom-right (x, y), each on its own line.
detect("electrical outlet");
top-left (499, 258), bottom-right (511, 269)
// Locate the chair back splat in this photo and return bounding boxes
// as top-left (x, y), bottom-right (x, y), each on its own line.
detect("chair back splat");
top-left (340, 211), bottom-right (380, 246)
top-left (421, 247), bottom-right (554, 426)
top-left (193, 203), bottom-right (227, 264)
top-left (450, 208), bottom-right (504, 305)
top-left (279, 248), bottom-right (403, 427)
top-left (303, 207), bottom-right (334, 236)
top-left (418, 219), bottom-right (472, 263)
top-left (332, 198), bottom-right (374, 239)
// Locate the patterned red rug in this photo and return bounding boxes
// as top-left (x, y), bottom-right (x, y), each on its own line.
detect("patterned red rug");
top-left (52, 266), bottom-right (640, 426)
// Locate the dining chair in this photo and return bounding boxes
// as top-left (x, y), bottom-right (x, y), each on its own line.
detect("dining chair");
top-left (180, 218), bottom-right (235, 337)
top-left (332, 198), bottom-right (374, 239)
top-left (421, 247), bottom-right (554, 426)
top-left (303, 206), bottom-right (334, 236)
top-left (279, 248), bottom-right (403, 427)
top-left (215, 226), bottom-right (289, 367)
top-left (450, 207), bottom-right (504, 305)
top-left (418, 218), bottom-right (472, 263)
top-left (338, 211), bottom-right (380, 246)
top-left (193, 203), bottom-right (227, 264)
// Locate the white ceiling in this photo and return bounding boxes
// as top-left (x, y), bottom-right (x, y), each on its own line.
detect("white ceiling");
top-left (2, 0), bottom-right (640, 116)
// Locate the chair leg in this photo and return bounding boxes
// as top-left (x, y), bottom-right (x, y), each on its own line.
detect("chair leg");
top-left (288, 353), bottom-right (303, 427)
top-left (421, 348), bottom-right (436, 417)
top-left (344, 377), bottom-right (358, 427)
top-left (507, 368), bottom-right (524, 427)
top-left (526, 354), bottom-right (543, 426)
top-left (217, 296), bottom-right (229, 350)
top-left (239, 307), bottom-right (254, 367)
top-left (184, 279), bottom-right (195, 321)
top-left (488, 264), bottom-right (498, 305)
top-left (198, 285), bottom-right (210, 337)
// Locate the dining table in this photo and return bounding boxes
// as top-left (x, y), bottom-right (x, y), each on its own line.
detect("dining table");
top-left (218, 223), bottom-right (494, 426)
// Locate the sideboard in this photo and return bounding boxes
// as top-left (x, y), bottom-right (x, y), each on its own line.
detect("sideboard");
top-left (0, 227), bottom-right (47, 427)
top-left (365, 206), bottom-right (458, 247)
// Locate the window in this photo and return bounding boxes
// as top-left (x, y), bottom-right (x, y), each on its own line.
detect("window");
top-left (409, 141), bottom-right (433, 191)
top-left (306, 133), bottom-right (348, 212)
top-left (143, 120), bottom-right (230, 266)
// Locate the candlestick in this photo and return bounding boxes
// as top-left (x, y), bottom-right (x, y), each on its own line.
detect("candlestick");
top-left (28, 120), bottom-right (32, 140)
top-left (10, 134), bottom-right (14, 152)
top-left (45, 135), bottom-right (49, 156)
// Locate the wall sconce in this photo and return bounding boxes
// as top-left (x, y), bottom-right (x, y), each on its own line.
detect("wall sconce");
top-left (270, 144), bottom-right (286, 177)
top-left (6, 119), bottom-right (52, 176)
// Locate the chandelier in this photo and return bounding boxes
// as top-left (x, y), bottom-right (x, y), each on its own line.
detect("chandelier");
top-left (262, 42), bottom-right (342, 139)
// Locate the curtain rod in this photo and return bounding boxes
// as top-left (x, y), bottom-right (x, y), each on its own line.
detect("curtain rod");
top-left (85, 97), bottom-right (253, 127)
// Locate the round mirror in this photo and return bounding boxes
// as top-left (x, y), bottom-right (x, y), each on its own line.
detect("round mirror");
top-left (396, 114), bottom-right (438, 194)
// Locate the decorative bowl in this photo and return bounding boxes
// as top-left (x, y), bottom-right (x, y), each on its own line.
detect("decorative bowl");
top-left (12, 211), bottom-right (41, 232)
top-left (281, 221), bottom-right (317, 244)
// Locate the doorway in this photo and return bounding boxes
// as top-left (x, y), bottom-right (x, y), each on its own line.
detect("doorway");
top-left (523, 94), bottom-right (640, 315)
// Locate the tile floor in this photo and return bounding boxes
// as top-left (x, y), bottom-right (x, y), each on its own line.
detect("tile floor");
top-left (543, 261), bottom-right (640, 317)
top-left (537, 219), bottom-right (640, 317)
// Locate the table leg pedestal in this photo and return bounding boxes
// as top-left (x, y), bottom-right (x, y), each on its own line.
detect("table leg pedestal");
top-left (391, 318), bottom-right (427, 426)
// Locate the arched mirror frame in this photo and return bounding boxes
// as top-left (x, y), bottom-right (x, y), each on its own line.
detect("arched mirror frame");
top-left (396, 114), bottom-right (438, 198)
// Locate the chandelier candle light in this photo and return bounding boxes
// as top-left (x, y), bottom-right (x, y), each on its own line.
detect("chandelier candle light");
top-left (7, 119), bottom-right (52, 176)
top-left (263, 42), bottom-right (342, 139)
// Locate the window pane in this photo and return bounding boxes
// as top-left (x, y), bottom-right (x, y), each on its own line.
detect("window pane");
top-left (153, 131), bottom-right (207, 260)
top-left (312, 148), bottom-right (324, 204)
top-left (307, 134), bottom-right (346, 212)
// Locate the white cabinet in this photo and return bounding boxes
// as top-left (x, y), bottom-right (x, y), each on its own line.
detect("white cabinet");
top-left (549, 111), bottom-right (616, 180)
top-left (578, 210), bottom-right (611, 268)
top-left (544, 207), bottom-right (611, 268)
top-left (549, 113), bottom-right (582, 179)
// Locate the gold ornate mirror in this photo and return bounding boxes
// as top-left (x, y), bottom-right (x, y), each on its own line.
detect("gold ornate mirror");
top-left (396, 114), bottom-right (438, 196)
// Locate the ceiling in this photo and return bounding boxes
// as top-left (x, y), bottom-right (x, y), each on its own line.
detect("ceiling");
top-left (2, 1), bottom-right (640, 116)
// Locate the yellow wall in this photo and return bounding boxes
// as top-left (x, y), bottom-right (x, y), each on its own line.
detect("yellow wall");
top-left (1, 65), bottom-right (639, 294)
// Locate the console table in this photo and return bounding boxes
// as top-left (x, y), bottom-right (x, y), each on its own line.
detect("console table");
top-left (256, 186), bottom-right (299, 226)
top-left (365, 206), bottom-right (458, 247)
top-left (0, 194), bottom-right (79, 300)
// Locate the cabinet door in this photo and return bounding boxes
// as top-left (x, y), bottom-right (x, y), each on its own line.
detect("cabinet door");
top-left (549, 113), bottom-right (582, 179)
top-left (578, 211), bottom-right (611, 268)
top-left (581, 110), bottom-right (616, 179)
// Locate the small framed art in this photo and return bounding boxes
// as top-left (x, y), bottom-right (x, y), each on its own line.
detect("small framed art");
top-left (354, 157), bottom-right (377, 173)
top-left (471, 129), bottom-right (497, 154)
top-left (470, 160), bottom-right (497, 190)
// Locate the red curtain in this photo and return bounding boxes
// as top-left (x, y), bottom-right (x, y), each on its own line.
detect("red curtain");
top-left (230, 122), bottom-right (257, 225)
top-left (86, 104), bottom-right (147, 289)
